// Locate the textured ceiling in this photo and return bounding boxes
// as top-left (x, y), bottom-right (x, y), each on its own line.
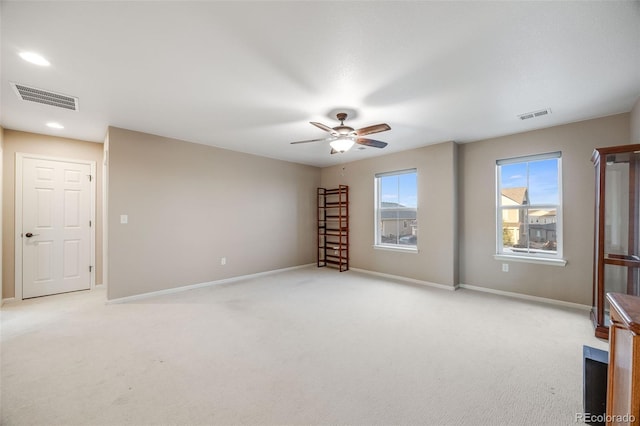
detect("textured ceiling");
top-left (1, 1), bottom-right (639, 167)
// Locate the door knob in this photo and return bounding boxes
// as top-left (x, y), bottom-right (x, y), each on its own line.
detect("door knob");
top-left (25, 232), bottom-right (40, 238)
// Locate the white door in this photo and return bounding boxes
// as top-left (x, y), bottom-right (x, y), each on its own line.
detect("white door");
top-left (21, 157), bottom-right (92, 298)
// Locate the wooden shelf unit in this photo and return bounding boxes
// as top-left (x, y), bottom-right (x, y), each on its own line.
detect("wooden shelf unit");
top-left (317, 185), bottom-right (349, 272)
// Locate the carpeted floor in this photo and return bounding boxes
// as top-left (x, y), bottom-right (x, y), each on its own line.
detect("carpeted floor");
top-left (1, 266), bottom-right (607, 425)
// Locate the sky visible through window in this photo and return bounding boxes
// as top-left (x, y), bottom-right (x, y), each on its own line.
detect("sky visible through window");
top-left (380, 173), bottom-right (417, 207)
top-left (500, 158), bottom-right (559, 205)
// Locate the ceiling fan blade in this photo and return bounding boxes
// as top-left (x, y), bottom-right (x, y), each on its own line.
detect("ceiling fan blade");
top-left (356, 123), bottom-right (391, 136)
top-left (310, 122), bottom-right (339, 136)
top-left (356, 138), bottom-right (388, 148)
top-left (290, 137), bottom-right (330, 145)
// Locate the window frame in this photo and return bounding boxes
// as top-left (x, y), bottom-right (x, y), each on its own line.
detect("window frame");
top-left (495, 152), bottom-right (565, 265)
top-left (374, 169), bottom-right (418, 252)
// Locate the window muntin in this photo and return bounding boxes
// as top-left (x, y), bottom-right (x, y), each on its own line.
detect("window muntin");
top-left (375, 170), bottom-right (418, 249)
top-left (497, 152), bottom-right (562, 259)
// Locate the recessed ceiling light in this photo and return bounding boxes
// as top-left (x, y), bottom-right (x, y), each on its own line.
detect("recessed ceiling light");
top-left (46, 122), bottom-right (64, 129)
top-left (19, 51), bottom-right (50, 67)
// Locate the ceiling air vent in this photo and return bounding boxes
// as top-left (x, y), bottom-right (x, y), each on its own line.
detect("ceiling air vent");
top-left (10, 82), bottom-right (79, 111)
top-left (517, 108), bottom-right (551, 121)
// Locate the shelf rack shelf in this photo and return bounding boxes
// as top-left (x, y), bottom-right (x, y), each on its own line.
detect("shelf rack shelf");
top-left (317, 185), bottom-right (349, 272)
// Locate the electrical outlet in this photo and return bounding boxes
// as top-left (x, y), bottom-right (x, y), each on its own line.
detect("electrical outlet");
top-left (502, 263), bottom-right (509, 272)
top-left (221, 257), bottom-right (226, 266)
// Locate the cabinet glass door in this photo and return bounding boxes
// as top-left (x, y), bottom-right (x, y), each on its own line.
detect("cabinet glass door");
top-left (603, 152), bottom-right (640, 324)
top-left (592, 146), bottom-right (640, 338)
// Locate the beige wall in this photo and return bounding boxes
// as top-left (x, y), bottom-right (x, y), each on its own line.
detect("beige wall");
top-left (106, 127), bottom-right (320, 300)
top-left (2, 129), bottom-right (104, 299)
top-left (631, 96), bottom-right (640, 143)
top-left (0, 126), bottom-right (3, 299)
top-left (4, 110), bottom-right (632, 302)
top-left (320, 141), bottom-right (458, 287)
top-left (459, 113), bottom-right (630, 305)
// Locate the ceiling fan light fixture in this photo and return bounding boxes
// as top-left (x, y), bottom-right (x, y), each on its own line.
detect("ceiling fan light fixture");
top-left (330, 137), bottom-right (355, 153)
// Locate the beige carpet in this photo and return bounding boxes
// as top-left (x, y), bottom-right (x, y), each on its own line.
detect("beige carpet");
top-left (1, 267), bottom-right (607, 425)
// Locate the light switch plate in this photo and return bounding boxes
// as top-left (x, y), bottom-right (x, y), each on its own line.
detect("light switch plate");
top-left (120, 215), bottom-right (128, 224)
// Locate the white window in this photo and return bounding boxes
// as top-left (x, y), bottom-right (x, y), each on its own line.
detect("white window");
top-left (375, 169), bottom-right (417, 249)
top-left (496, 152), bottom-right (562, 260)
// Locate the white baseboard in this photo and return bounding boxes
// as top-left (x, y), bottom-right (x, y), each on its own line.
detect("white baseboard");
top-left (1, 297), bottom-right (15, 307)
top-left (106, 263), bottom-right (315, 304)
top-left (347, 269), bottom-right (590, 311)
top-left (458, 283), bottom-right (591, 311)
top-left (349, 268), bottom-right (457, 291)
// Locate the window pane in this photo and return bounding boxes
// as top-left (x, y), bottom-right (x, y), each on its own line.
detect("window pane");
top-left (378, 209), bottom-right (418, 246)
top-left (398, 173), bottom-right (417, 208)
top-left (500, 162), bottom-right (527, 191)
top-left (497, 153), bottom-right (561, 258)
top-left (528, 208), bottom-right (557, 253)
top-left (380, 219), bottom-right (401, 245)
top-left (501, 208), bottom-right (526, 251)
top-left (528, 159), bottom-right (559, 205)
top-left (376, 170), bottom-right (417, 248)
top-left (380, 175), bottom-right (399, 206)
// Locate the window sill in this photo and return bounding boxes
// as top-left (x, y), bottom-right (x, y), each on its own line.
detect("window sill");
top-left (494, 254), bottom-right (567, 267)
top-left (373, 245), bottom-right (419, 254)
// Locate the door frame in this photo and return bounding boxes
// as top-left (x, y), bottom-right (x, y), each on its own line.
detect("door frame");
top-left (14, 153), bottom-right (96, 300)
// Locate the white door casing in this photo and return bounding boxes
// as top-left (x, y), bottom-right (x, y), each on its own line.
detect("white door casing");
top-left (15, 153), bottom-right (95, 299)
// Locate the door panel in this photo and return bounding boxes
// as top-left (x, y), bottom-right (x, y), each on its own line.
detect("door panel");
top-left (35, 241), bottom-right (53, 281)
top-left (36, 188), bottom-right (53, 227)
top-left (63, 239), bottom-right (81, 278)
top-left (22, 157), bottom-right (91, 298)
top-left (64, 190), bottom-right (81, 226)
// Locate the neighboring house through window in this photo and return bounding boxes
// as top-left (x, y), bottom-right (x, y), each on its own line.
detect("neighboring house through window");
top-left (375, 169), bottom-right (418, 249)
top-left (496, 152), bottom-right (562, 260)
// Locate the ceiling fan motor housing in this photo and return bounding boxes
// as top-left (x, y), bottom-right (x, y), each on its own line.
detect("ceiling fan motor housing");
top-left (334, 125), bottom-right (357, 136)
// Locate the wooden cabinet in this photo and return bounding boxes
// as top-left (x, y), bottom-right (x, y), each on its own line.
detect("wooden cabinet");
top-left (592, 145), bottom-right (640, 339)
top-left (317, 186), bottom-right (349, 272)
top-left (606, 293), bottom-right (640, 425)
